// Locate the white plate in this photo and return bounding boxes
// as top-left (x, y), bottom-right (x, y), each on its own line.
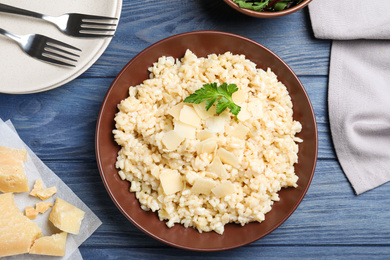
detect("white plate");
top-left (0, 0), bottom-right (122, 94)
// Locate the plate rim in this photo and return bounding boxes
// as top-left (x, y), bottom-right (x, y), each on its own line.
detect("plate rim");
top-left (0, 0), bottom-right (123, 94)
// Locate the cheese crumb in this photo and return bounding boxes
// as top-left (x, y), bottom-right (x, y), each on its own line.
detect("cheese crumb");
top-left (25, 206), bottom-right (38, 220)
top-left (29, 179), bottom-right (43, 197)
top-left (37, 186), bottom-right (57, 200)
top-left (35, 202), bottom-right (53, 214)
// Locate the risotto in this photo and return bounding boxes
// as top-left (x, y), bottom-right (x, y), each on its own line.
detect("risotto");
top-left (113, 50), bottom-right (302, 234)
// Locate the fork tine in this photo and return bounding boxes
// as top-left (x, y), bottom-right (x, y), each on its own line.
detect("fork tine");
top-left (81, 21), bottom-right (117, 27)
top-left (38, 55), bottom-right (76, 67)
top-left (43, 49), bottom-right (78, 62)
top-left (76, 32), bottom-right (115, 37)
top-left (45, 45), bottom-right (80, 57)
top-left (46, 38), bottom-right (81, 52)
top-left (80, 14), bottom-right (118, 20)
top-left (80, 27), bottom-right (116, 32)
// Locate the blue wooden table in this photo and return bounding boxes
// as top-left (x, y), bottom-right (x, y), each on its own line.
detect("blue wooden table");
top-left (1, 1), bottom-right (390, 259)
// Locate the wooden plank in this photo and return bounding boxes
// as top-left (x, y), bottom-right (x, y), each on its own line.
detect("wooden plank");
top-left (44, 160), bottom-right (390, 248)
top-left (79, 246), bottom-right (390, 259)
top-left (79, 2), bottom-right (330, 78)
top-left (0, 75), bottom-right (333, 160)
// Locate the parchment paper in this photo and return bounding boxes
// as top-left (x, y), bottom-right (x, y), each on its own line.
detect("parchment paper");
top-left (0, 118), bottom-right (102, 259)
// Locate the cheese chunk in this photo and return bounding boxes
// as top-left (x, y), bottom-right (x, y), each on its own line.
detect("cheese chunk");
top-left (36, 202), bottom-right (53, 214)
top-left (29, 232), bottom-right (67, 256)
top-left (179, 105), bottom-right (201, 127)
top-left (207, 156), bottom-right (228, 179)
top-left (197, 130), bottom-right (216, 141)
top-left (37, 186), bottom-right (57, 200)
top-left (30, 179), bottom-right (44, 197)
top-left (218, 148), bottom-right (239, 168)
top-left (191, 177), bottom-right (216, 195)
top-left (160, 170), bottom-right (183, 195)
top-left (25, 206), bottom-right (38, 220)
top-left (230, 125), bottom-right (250, 140)
top-left (205, 112), bottom-right (229, 133)
top-left (174, 121), bottom-right (196, 139)
top-left (196, 138), bottom-right (217, 154)
top-left (162, 130), bottom-right (185, 150)
top-left (237, 103), bottom-right (251, 121)
top-left (0, 193), bottom-right (42, 257)
top-left (192, 102), bottom-right (217, 119)
top-left (232, 90), bottom-right (246, 104)
top-left (248, 100), bottom-right (263, 119)
top-left (0, 146), bottom-right (27, 162)
top-left (0, 162), bottom-right (29, 193)
top-left (49, 198), bottom-right (85, 235)
top-left (211, 180), bottom-right (235, 198)
top-left (0, 146), bottom-right (29, 193)
top-left (167, 103), bottom-right (184, 120)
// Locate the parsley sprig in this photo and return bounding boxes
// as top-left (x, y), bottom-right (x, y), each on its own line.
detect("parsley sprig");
top-left (233, 0), bottom-right (304, 12)
top-left (184, 82), bottom-right (241, 118)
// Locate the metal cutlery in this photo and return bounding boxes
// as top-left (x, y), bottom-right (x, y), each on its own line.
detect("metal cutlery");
top-left (0, 3), bottom-right (117, 37)
top-left (0, 28), bottom-right (81, 67)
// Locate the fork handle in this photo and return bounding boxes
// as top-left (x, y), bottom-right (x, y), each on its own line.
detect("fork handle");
top-left (0, 3), bottom-right (44, 19)
top-left (0, 27), bottom-right (21, 43)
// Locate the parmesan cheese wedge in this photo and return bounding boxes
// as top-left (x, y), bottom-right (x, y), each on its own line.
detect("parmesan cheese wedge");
top-left (0, 193), bottom-right (42, 257)
top-left (49, 198), bottom-right (85, 235)
top-left (191, 177), bottom-right (216, 195)
top-left (218, 148), bottom-right (239, 168)
top-left (160, 170), bottom-right (183, 195)
top-left (211, 180), bottom-right (235, 198)
top-left (162, 130), bottom-right (185, 150)
top-left (29, 232), bottom-right (67, 257)
top-left (192, 102), bottom-right (217, 119)
top-left (167, 103), bottom-right (184, 120)
top-left (205, 112), bottom-right (229, 133)
top-left (174, 121), bottom-right (196, 139)
top-left (229, 125), bottom-right (250, 140)
top-left (179, 105), bottom-right (201, 127)
top-left (207, 156), bottom-right (228, 179)
top-left (37, 186), bottom-right (57, 200)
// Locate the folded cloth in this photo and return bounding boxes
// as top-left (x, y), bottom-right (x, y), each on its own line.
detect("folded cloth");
top-left (309, 1), bottom-right (390, 194)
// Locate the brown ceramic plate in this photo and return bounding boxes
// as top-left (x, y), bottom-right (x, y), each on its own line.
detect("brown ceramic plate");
top-left (223, 0), bottom-right (312, 18)
top-left (95, 31), bottom-right (317, 251)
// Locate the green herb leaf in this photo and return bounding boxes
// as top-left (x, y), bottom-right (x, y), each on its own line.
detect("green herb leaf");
top-left (183, 83), bottom-right (241, 118)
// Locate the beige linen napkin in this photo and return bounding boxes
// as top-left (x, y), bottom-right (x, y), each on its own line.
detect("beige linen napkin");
top-left (308, 1), bottom-right (390, 194)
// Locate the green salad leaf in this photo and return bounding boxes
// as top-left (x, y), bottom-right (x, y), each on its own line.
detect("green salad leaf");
top-left (184, 83), bottom-right (241, 118)
top-left (233, 0), bottom-right (305, 12)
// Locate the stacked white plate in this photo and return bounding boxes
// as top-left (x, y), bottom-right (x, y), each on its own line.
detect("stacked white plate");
top-left (0, 0), bottom-right (122, 94)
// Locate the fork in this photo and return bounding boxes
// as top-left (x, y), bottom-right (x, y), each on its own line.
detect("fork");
top-left (0, 28), bottom-right (81, 67)
top-left (0, 3), bottom-right (117, 38)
